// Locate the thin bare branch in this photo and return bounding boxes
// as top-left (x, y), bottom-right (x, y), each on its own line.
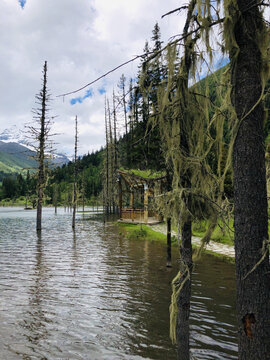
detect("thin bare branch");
top-left (161, 6), bottom-right (188, 19)
top-left (56, 55), bottom-right (145, 98)
top-left (56, 12), bottom-right (224, 99)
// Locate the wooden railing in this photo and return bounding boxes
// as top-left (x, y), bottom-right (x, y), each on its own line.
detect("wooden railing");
top-left (121, 208), bottom-right (144, 221)
top-left (121, 208), bottom-right (159, 221)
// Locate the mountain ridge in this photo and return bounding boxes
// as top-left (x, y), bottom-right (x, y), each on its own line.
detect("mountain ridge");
top-left (0, 126), bottom-right (70, 180)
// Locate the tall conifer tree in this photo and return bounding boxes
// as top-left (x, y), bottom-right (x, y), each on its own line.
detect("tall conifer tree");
top-left (227, 1), bottom-right (270, 358)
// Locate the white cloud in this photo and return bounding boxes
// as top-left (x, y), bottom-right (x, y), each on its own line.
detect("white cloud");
top-left (0, 0), bottom-right (185, 156)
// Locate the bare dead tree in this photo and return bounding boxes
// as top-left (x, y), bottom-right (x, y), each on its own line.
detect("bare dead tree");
top-left (104, 96), bottom-right (110, 214)
top-left (25, 61), bottom-right (54, 231)
top-left (107, 99), bottom-right (114, 213)
top-left (113, 90), bottom-right (118, 171)
top-left (118, 74), bottom-right (128, 162)
top-left (53, 183), bottom-right (58, 214)
top-left (72, 115), bottom-right (78, 229)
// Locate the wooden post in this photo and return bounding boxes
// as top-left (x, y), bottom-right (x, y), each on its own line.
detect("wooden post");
top-left (118, 174), bottom-right (122, 218)
top-left (167, 217), bottom-right (172, 267)
top-left (144, 183), bottom-right (148, 224)
top-left (130, 189), bottom-right (134, 221)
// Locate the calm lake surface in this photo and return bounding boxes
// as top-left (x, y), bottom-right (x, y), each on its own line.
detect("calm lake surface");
top-left (0, 207), bottom-right (237, 359)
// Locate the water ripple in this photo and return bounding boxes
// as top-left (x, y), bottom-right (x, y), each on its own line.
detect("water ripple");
top-left (0, 207), bottom-right (237, 359)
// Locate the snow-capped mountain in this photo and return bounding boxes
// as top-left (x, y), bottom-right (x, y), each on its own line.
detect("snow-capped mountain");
top-left (0, 125), bottom-right (70, 166)
top-left (0, 125), bottom-right (27, 145)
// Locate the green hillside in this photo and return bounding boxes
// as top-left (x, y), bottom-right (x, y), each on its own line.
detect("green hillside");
top-left (0, 140), bottom-right (70, 181)
top-left (0, 151), bottom-right (36, 173)
top-left (0, 148), bottom-right (103, 205)
top-left (0, 141), bottom-right (37, 180)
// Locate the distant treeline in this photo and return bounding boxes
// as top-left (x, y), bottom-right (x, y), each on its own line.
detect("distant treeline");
top-left (0, 150), bottom-right (103, 205)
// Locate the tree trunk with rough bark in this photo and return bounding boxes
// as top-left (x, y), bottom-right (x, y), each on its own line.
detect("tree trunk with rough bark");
top-left (229, 1), bottom-right (270, 358)
top-left (177, 219), bottom-right (192, 359)
top-left (166, 169), bottom-right (173, 267)
top-left (175, 3), bottom-right (197, 358)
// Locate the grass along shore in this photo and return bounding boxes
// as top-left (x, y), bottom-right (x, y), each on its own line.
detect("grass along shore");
top-left (116, 221), bottom-right (235, 264)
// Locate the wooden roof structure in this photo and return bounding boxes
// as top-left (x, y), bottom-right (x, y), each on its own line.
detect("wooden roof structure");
top-left (117, 170), bottom-right (166, 224)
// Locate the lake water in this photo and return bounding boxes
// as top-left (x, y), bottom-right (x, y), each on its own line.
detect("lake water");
top-left (0, 207), bottom-right (237, 359)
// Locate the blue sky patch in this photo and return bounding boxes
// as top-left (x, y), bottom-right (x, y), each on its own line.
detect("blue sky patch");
top-left (18, 0), bottom-right (26, 9)
top-left (98, 87), bottom-right (106, 95)
top-left (216, 57), bottom-right (229, 68)
top-left (197, 56), bottom-right (230, 82)
top-left (70, 89), bottom-right (93, 105)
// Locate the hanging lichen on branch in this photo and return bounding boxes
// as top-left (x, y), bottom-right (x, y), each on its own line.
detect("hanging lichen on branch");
top-left (152, 16), bottom-right (232, 239)
top-left (169, 263), bottom-right (191, 345)
top-left (138, 0), bottom-right (245, 353)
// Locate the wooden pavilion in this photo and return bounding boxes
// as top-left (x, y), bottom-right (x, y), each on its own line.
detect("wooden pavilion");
top-left (117, 170), bottom-right (166, 224)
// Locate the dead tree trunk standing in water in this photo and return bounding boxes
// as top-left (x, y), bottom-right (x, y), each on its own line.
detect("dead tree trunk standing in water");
top-left (72, 116), bottom-right (78, 229)
top-left (27, 61), bottom-right (53, 231)
top-left (113, 90), bottom-right (118, 164)
top-left (113, 91), bottom-right (119, 214)
top-left (53, 184), bottom-right (58, 214)
top-left (107, 99), bottom-right (114, 214)
top-left (104, 96), bottom-right (110, 215)
top-left (36, 63), bottom-right (48, 230)
top-left (227, 1), bottom-right (270, 358)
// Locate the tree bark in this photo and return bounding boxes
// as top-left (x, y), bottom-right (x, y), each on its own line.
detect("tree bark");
top-left (230, 1), bottom-right (270, 358)
top-left (175, 3), bottom-right (197, 358)
top-left (177, 219), bottom-right (192, 360)
top-left (166, 169), bottom-right (173, 267)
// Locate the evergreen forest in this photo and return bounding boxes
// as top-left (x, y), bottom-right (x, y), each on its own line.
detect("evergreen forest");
top-left (0, 150), bottom-right (103, 206)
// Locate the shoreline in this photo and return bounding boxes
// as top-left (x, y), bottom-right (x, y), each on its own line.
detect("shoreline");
top-left (116, 221), bottom-right (235, 264)
top-left (149, 223), bottom-right (235, 259)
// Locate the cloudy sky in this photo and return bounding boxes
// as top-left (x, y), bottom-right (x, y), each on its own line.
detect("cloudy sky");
top-left (0, 0), bottom-right (185, 156)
